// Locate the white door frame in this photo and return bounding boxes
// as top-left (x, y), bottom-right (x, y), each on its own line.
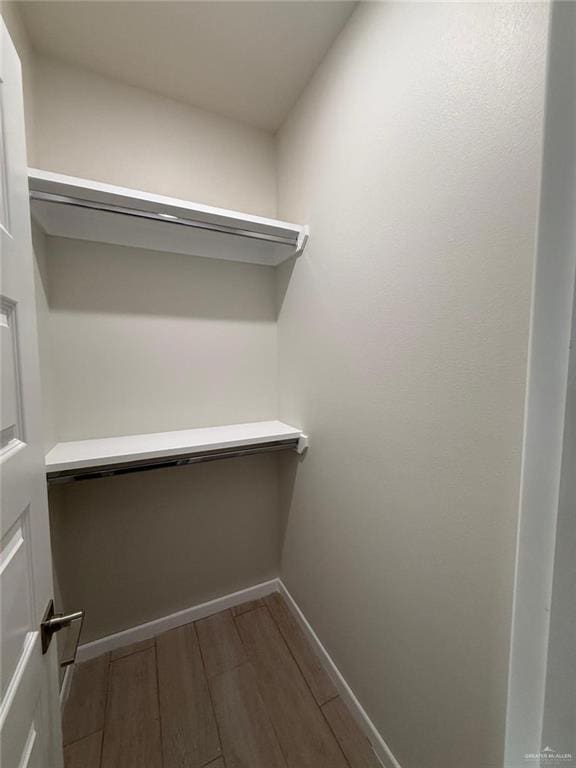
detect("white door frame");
top-left (504, 3), bottom-right (576, 766)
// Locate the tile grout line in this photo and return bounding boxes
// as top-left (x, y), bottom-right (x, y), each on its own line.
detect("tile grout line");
top-left (269, 597), bottom-right (379, 766)
top-left (274, 591), bottom-right (387, 767)
top-left (318, 698), bottom-right (358, 768)
top-left (96, 729), bottom-right (104, 768)
top-left (108, 642), bottom-right (154, 664)
top-left (63, 728), bottom-right (104, 750)
top-left (153, 639), bottom-right (165, 768)
top-left (98, 653), bottom-right (112, 768)
top-left (77, 601), bottom-right (365, 768)
top-left (204, 658), bottom-right (248, 683)
top-left (194, 620), bottom-right (225, 766)
top-left (320, 698), bottom-right (385, 768)
top-left (108, 640), bottom-right (155, 664)
top-left (265, 597), bottom-right (335, 708)
top-left (231, 605), bottom-right (292, 768)
top-left (269, 598), bottom-right (377, 767)
top-left (231, 600), bottom-right (264, 619)
top-left (201, 757), bottom-right (227, 768)
top-left (259, 600), bottom-right (354, 768)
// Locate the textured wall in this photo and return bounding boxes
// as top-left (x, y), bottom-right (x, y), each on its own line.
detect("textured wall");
top-left (45, 236), bottom-right (277, 441)
top-left (50, 454), bottom-right (280, 643)
top-left (276, 4), bottom-right (548, 767)
top-left (40, 231), bottom-right (280, 641)
top-left (2, 3), bottom-right (278, 217)
top-left (32, 54), bottom-right (277, 217)
top-left (3, 8), bottom-right (283, 641)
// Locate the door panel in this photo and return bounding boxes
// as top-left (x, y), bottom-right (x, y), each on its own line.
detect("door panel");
top-left (1, 511), bottom-right (33, 699)
top-left (1, 635), bottom-right (45, 767)
top-left (0, 18), bottom-right (63, 768)
top-left (0, 83), bottom-right (10, 235)
top-left (1, 295), bottom-right (24, 452)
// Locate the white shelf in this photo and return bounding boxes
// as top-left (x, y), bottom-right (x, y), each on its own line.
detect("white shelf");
top-left (45, 420), bottom-right (306, 479)
top-left (29, 169), bottom-right (309, 266)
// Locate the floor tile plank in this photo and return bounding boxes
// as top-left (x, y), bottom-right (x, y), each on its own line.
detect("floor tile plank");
top-left (110, 637), bottom-right (154, 661)
top-left (322, 697), bottom-right (381, 768)
top-left (210, 663), bottom-right (287, 768)
top-left (231, 599), bottom-right (264, 617)
top-left (235, 607), bottom-right (348, 768)
top-left (196, 610), bottom-right (246, 678)
top-left (64, 607), bottom-right (377, 768)
top-left (64, 731), bottom-right (102, 768)
top-left (62, 654), bottom-right (109, 745)
top-left (264, 593), bottom-right (337, 705)
top-left (157, 624), bottom-right (221, 768)
top-left (101, 647), bottom-right (162, 768)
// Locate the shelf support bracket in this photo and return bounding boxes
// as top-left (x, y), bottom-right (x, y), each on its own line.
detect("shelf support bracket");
top-left (296, 434), bottom-right (309, 454)
top-left (295, 226), bottom-right (310, 256)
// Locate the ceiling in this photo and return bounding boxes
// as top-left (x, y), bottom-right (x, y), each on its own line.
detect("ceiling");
top-left (19, 1), bottom-right (357, 131)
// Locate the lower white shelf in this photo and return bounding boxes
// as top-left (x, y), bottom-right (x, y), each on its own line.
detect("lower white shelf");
top-left (45, 420), bottom-right (307, 482)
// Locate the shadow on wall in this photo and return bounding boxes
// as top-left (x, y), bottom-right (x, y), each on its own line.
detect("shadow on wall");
top-left (277, 450), bottom-right (302, 553)
top-left (44, 235), bottom-right (278, 321)
top-left (275, 254), bottom-right (296, 317)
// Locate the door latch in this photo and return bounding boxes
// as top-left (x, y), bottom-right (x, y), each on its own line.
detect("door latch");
top-left (41, 599), bottom-right (85, 666)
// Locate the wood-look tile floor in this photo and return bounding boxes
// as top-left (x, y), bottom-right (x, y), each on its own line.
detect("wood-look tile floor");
top-left (62, 594), bottom-right (381, 768)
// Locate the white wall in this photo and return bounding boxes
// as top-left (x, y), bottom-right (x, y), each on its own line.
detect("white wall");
top-left (37, 199), bottom-right (279, 642)
top-left (276, 4), bottom-right (548, 768)
top-left (3, 3), bottom-right (277, 217)
top-left (45, 235), bottom-right (277, 441)
top-left (32, 54), bottom-right (277, 217)
top-left (50, 454), bottom-right (280, 643)
top-left (2, 12), bottom-right (283, 640)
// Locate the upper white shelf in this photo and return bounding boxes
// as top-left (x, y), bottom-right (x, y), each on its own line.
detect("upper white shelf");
top-left (28, 169), bottom-right (309, 266)
top-left (45, 420), bottom-right (307, 480)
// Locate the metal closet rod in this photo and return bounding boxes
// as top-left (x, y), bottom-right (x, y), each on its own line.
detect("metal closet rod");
top-left (30, 190), bottom-right (299, 247)
top-left (46, 438), bottom-right (300, 485)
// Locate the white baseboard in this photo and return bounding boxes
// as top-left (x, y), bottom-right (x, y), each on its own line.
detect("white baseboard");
top-left (75, 576), bottom-right (400, 768)
top-left (59, 664), bottom-right (74, 711)
top-left (77, 578), bottom-right (280, 662)
top-left (278, 581), bottom-right (402, 768)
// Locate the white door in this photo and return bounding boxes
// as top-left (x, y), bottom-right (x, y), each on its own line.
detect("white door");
top-left (0, 19), bottom-right (63, 768)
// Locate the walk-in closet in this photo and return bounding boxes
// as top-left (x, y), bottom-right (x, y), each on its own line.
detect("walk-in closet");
top-left (1, 2), bottom-right (574, 768)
